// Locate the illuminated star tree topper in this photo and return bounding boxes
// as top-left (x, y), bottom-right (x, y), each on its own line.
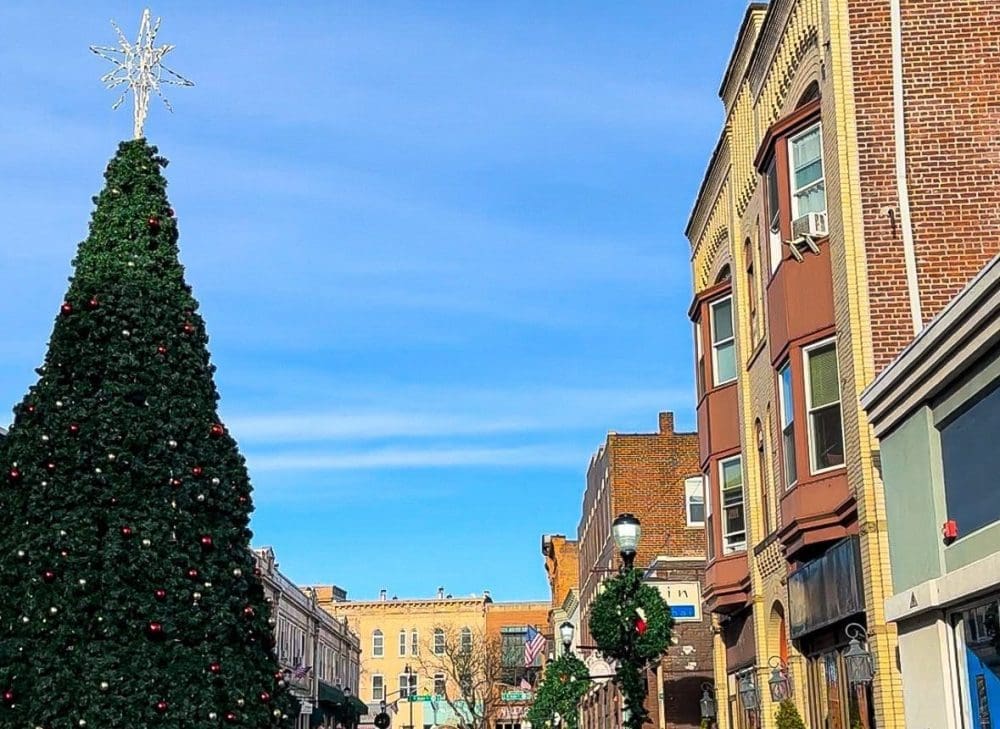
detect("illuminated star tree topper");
top-left (90, 8), bottom-right (194, 139)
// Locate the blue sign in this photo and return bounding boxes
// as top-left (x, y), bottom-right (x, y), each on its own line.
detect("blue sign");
top-left (671, 605), bottom-right (696, 619)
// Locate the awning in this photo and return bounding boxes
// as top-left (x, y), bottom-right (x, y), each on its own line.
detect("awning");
top-left (349, 696), bottom-right (369, 716)
top-left (318, 682), bottom-right (346, 707)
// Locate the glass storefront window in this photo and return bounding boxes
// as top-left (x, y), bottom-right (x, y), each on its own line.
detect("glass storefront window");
top-left (953, 598), bottom-right (1000, 729)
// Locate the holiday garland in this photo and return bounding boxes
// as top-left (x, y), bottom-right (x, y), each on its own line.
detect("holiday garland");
top-left (588, 569), bottom-right (673, 729)
top-left (526, 653), bottom-right (590, 729)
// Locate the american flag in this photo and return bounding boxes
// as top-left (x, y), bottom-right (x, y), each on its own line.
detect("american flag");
top-left (292, 662), bottom-right (312, 679)
top-left (523, 626), bottom-right (545, 667)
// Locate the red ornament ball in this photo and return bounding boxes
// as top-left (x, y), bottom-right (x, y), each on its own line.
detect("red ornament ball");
top-left (147, 621), bottom-right (163, 636)
top-left (169, 478), bottom-right (182, 488)
top-left (225, 712), bottom-right (238, 723)
top-left (191, 466), bottom-right (203, 478)
top-left (182, 322), bottom-right (194, 335)
top-left (60, 302), bottom-right (73, 315)
top-left (7, 468), bottom-right (21, 482)
top-left (274, 670), bottom-right (284, 681)
top-left (199, 535), bottom-right (213, 549)
top-left (259, 691), bottom-right (271, 703)
top-left (2, 689), bottom-right (13, 704)
top-left (68, 423), bottom-right (80, 435)
top-left (210, 423), bottom-right (225, 438)
top-left (242, 606), bottom-right (255, 617)
top-left (86, 297), bottom-right (99, 310)
top-left (187, 568), bottom-right (199, 580)
top-left (209, 662), bottom-right (222, 674)
top-left (238, 495), bottom-right (248, 506)
top-left (154, 589), bottom-right (167, 601)
top-left (156, 345), bottom-right (167, 356)
top-left (45, 462), bottom-right (56, 473)
top-left (42, 570), bottom-right (56, 583)
top-left (120, 526), bottom-right (133, 538)
top-left (147, 215), bottom-right (161, 231)
top-left (59, 549), bottom-right (69, 558)
top-left (26, 404), bottom-right (36, 414)
top-left (155, 700), bottom-right (168, 714)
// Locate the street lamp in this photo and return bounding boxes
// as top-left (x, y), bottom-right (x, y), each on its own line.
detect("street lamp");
top-left (560, 621), bottom-right (575, 654)
top-left (767, 657), bottom-right (792, 702)
top-left (843, 623), bottom-right (876, 686)
top-left (737, 671), bottom-right (760, 713)
top-left (611, 513), bottom-right (641, 570)
top-left (699, 683), bottom-right (716, 721)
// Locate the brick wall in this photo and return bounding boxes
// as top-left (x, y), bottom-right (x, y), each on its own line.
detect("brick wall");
top-left (543, 535), bottom-right (580, 609)
top-left (847, 0), bottom-right (1000, 373)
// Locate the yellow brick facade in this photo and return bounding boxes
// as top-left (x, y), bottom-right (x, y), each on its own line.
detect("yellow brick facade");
top-left (685, 0), bottom-right (903, 726)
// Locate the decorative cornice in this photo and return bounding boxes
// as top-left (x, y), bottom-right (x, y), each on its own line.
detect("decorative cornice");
top-left (719, 3), bottom-right (770, 109)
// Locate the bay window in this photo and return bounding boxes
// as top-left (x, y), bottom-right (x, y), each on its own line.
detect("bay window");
top-left (779, 361), bottom-right (797, 487)
top-left (684, 475), bottom-right (705, 527)
top-left (790, 124), bottom-right (826, 219)
top-left (804, 340), bottom-right (845, 472)
top-left (711, 296), bottom-right (737, 385)
top-left (720, 456), bottom-right (746, 553)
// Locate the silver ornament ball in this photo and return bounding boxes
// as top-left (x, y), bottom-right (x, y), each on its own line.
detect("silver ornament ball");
top-left (233, 568), bottom-right (242, 577)
top-left (142, 539), bottom-right (151, 547)
top-left (100, 681), bottom-right (109, 691)
top-left (168, 439), bottom-right (178, 449)
top-left (196, 494), bottom-right (206, 502)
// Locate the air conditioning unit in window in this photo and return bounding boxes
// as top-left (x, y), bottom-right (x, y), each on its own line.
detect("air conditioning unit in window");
top-left (786, 212), bottom-right (827, 262)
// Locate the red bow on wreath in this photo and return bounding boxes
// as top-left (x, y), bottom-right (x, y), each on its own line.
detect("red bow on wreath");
top-left (635, 607), bottom-right (648, 636)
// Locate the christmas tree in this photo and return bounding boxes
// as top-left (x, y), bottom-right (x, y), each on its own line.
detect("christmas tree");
top-left (0, 138), bottom-right (295, 728)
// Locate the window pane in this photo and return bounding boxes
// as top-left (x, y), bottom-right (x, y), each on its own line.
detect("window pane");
top-left (724, 503), bottom-right (745, 535)
top-left (689, 497), bottom-right (705, 524)
top-left (712, 299), bottom-right (734, 342)
top-left (715, 341), bottom-right (737, 384)
top-left (811, 404), bottom-right (844, 469)
top-left (780, 364), bottom-right (794, 428)
top-left (792, 127), bottom-right (821, 177)
top-left (795, 158), bottom-right (823, 189)
top-left (808, 343), bottom-right (840, 408)
top-left (767, 162), bottom-right (780, 230)
top-left (721, 458), bottom-right (743, 492)
top-left (795, 181), bottom-right (826, 216)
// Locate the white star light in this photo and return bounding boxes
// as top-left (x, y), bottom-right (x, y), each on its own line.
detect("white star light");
top-left (90, 8), bottom-right (194, 139)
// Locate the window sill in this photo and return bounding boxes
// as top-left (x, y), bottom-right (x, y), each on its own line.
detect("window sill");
top-left (696, 379), bottom-right (739, 408)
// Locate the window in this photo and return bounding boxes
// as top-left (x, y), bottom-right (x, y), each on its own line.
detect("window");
top-left (710, 296), bottom-right (737, 385)
top-left (434, 673), bottom-right (446, 697)
top-left (779, 361), bottom-right (798, 487)
top-left (757, 419), bottom-right (773, 536)
top-left (745, 238), bottom-right (758, 343)
top-left (411, 629), bottom-right (419, 656)
top-left (460, 627), bottom-right (473, 654)
top-left (789, 124), bottom-right (826, 219)
top-left (695, 322), bottom-right (705, 400)
top-left (705, 470), bottom-right (715, 561)
top-left (684, 476), bottom-right (705, 527)
top-left (720, 457), bottom-right (746, 553)
top-left (399, 673), bottom-right (417, 699)
top-left (372, 629), bottom-right (384, 657)
top-left (371, 674), bottom-right (384, 702)
top-left (766, 159), bottom-right (782, 273)
top-left (433, 628), bottom-right (445, 655)
top-left (805, 341), bottom-right (844, 473)
top-left (399, 629), bottom-right (408, 656)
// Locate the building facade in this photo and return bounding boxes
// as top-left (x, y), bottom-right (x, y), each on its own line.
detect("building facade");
top-left (486, 601), bottom-right (552, 729)
top-left (684, 1), bottom-right (1000, 727)
top-left (253, 548), bottom-right (362, 729)
top-left (542, 534), bottom-right (580, 656)
top-left (862, 255), bottom-right (1000, 728)
top-left (577, 412), bottom-right (711, 729)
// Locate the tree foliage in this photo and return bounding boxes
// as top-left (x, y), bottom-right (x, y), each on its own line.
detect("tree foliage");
top-left (775, 699), bottom-right (806, 729)
top-left (525, 653), bottom-right (589, 729)
top-left (0, 140), bottom-right (294, 728)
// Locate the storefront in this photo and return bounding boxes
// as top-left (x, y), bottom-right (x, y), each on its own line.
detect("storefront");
top-left (951, 595), bottom-right (1000, 728)
top-left (788, 537), bottom-right (875, 729)
top-left (721, 609), bottom-right (757, 729)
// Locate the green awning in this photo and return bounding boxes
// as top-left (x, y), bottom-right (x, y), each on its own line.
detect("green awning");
top-left (318, 682), bottom-right (347, 707)
top-left (349, 696), bottom-right (368, 716)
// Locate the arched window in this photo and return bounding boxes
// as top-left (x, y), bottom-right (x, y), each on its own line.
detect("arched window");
top-left (744, 238), bottom-right (758, 342)
top-left (756, 419), bottom-right (772, 536)
top-left (433, 628), bottom-right (445, 655)
top-left (460, 627), bottom-right (473, 653)
top-left (797, 81), bottom-right (820, 107)
top-left (715, 263), bottom-right (732, 284)
top-left (372, 629), bottom-right (384, 657)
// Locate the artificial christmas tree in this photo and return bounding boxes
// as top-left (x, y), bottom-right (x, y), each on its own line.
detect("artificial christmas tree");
top-left (0, 138), bottom-right (295, 728)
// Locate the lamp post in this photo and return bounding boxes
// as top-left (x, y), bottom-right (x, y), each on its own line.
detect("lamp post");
top-left (611, 514), bottom-right (641, 571)
top-left (560, 621), bottom-right (575, 656)
top-left (699, 683), bottom-right (716, 724)
top-left (404, 664), bottom-right (415, 729)
top-left (767, 657), bottom-right (792, 703)
top-left (737, 670), bottom-right (760, 714)
top-left (843, 623), bottom-right (876, 686)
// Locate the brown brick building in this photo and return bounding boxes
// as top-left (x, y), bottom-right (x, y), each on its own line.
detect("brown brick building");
top-left (577, 412), bottom-right (710, 729)
top-left (541, 534), bottom-right (580, 656)
top-left (684, 1), bottom-right (1000, 727)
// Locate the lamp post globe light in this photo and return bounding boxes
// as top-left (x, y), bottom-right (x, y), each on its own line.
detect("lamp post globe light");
top-left (767, 657), bottom-right (792, 702)
top-left (560, 621), bottom-right (575, 654)
top-left (611, 513), bottom-right (641, 570)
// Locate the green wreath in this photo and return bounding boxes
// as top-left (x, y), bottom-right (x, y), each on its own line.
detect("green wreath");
top-left (587, 569), bottom-right (673, 729)
top-left (526, 653), bottom-right (590, 729)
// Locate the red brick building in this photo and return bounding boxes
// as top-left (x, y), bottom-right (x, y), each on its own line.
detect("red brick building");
top-left (577, 412), bottom-right (711, 729)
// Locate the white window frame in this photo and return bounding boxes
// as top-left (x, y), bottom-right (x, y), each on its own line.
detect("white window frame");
top-left (434, 673), bottom-right (447, 697)
top-left (372, 629), bottom-right (384, 658)
top-left (766, 158), bottom-right (782, 273)
top-left (399, 629), bottom-right (407, 656)
top-left (684, 476), bottom-right (705, 527)
top-left (803, 338), bottom-right (845, 475)
top-left (778, 361), bottom-right (798, 489)
top-left (371, 674), bottom-right (384, 702)
top-left (719, 456), bottom-right (746, 554)
top-left (411, 629), bottom-right (419, 656)
top-left (399, 672), bottom-right (417, 699)
top-left (433, 628), bottom-right (445, 655)
top-left (710, 296), bottom-right (737, 386)
top-left (460, 627), bottom-right (473, 654)
top-left (788, 122), bottom-right (826, 220)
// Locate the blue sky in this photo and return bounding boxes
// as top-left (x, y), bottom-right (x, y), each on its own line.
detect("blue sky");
top-left (0, 1), bottom-right (747, 601)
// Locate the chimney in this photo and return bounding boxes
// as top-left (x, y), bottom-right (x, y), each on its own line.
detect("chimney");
top-left (658, 411), bottom-right (674, 435)
top-left (437, 586), bottom-right (445, 599)
top-left (379, 589), bottom-right (387, 602)
top-left (483, 590), bottom-right (493, 603)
